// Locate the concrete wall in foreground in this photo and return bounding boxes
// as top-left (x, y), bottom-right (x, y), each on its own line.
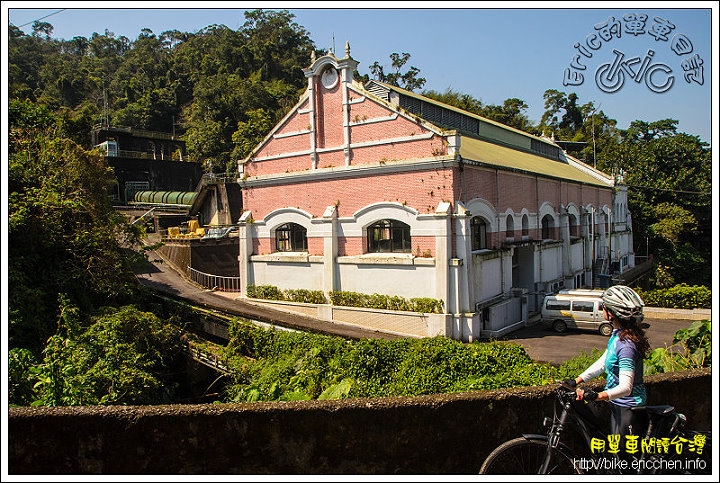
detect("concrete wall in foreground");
top-left (8, 369), bottom-right (711, 475)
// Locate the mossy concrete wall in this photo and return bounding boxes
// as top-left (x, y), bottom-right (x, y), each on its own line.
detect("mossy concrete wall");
top-left (8, 369), bottom-right (711, 475)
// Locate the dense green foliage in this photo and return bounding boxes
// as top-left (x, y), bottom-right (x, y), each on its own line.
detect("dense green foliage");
top-left (646, 319), bottom-right (711, 374)
top-left (216, 317), bottom-right (710, 403)
top-left (8, 10), bottom-right (316, 174)
top-left (635, 284), bottom-right (711, 310)
top-left (8, 99), bottom-right (142, 352)
top-left (220, 319), bottom-right (577, 402)
top-left (8, 98), bottom-right (187, 407)
top-left (597, 120), bottom-right (712, 288)
top-left (8, 304), bottom-right (187, 406)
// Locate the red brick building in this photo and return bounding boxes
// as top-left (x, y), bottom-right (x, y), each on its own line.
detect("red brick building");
top-left (236, 44), bottom-right (636, 341)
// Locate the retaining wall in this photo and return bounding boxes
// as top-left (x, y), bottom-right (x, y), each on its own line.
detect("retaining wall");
top-left (643, 307), bottom-right (712, 320)
top-left (8, 369), bottom-right (711, 475)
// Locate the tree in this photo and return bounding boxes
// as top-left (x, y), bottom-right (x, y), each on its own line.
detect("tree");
top-left (8, 99), bottom-right (141, 352)
top-left (239, 9), bottom-right (313, 84)
top-left (479, 98), bottom-right (533, 132)
top-left (539, 89), bottom-right (587, 139)
top-left (423, 88), bottom-right (534, 133)
top-left (231, 107), bottom-right (275, 171)
top-left (422, 88), bottom-right (484, 116)
top-left (8, 23), bottom-right (60, 101)
top-left (597, 120), bottom-right (711, 286)
top-left (176, 10), bottom-right (313, 172)
top-left (30, 304), bottom-right (186, 406)
top-left (558, 93), bottom-right (583, 132)
top-left (32, 20), bottom-right (54, 39)
top-left (369, 52), bottom-right (426, 91)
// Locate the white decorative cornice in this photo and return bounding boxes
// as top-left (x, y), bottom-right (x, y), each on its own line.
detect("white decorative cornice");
top-left (241, 156), bottom-right (457, 188)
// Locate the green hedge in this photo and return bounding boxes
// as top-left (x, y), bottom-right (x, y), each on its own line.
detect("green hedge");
top-left (635, 284), bottom-right (711, 309)
top-left (329, 290), bottom-right (444, 314)
top-left (246, 284), bottom-right (444, 314)
top-left (246, 285), bottom-right (328, 304)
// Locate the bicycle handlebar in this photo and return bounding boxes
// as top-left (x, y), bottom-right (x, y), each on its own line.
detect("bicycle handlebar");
top-left (556, 380), bottom-right (577, 392)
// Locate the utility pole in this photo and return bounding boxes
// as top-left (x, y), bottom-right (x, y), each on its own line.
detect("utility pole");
top-left (592, 110), bottom-right (596, 168)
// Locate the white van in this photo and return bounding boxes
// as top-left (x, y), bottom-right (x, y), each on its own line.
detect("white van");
top-left (540, 289), bottom-right (613, 336)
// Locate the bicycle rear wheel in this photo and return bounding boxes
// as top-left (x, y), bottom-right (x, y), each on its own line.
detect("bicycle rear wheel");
top-left (479, 437), bottom-right (581, 474)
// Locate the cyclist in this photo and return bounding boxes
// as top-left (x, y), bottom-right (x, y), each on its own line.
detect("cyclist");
top-left (564, 285), bottom-right (651, 452)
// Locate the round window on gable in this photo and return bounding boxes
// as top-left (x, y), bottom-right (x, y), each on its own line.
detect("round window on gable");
top-left (321, 66), bottom-right (339, 89)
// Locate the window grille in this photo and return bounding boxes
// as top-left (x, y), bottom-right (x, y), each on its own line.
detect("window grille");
top-left (367, 219), bottom-right (411, 253)
top-left (275, 223), bottom-right (308, 252)
top-left (471, 216), bottom-right (488, 250)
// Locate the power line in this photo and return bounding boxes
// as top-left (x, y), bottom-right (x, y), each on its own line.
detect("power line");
top-left (16, 9), bottom-right (66, 29)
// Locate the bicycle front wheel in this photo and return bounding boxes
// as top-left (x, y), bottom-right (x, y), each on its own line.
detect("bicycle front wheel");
top-left (479, 437), bottom-right (581, 474)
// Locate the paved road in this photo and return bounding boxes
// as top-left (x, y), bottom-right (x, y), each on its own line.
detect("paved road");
top-left (500, 316), bottom-right (693, 365)
top-left (134, 247), bottom-right (405, 341)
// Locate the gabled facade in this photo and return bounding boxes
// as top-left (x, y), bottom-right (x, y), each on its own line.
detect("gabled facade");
top-left (235, 44), bottom-right (636, 341)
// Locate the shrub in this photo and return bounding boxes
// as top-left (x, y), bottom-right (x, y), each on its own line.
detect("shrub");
top-left (245, 286), bottom-right (445, 314)
top-left (246, 284), bottom-right (283, 300)
top-left (635, 284), bottom-right (710, 309)
top-left (283, 288), bottom-right (328, 305)
top-left (328, 290), bottom-right (444, 314)
top-left (214, 318), bottom-right (711, 403)
top-left (220, 321), bottom-right (564, 402)
top-left (645, 319), bottom-right (711, 374)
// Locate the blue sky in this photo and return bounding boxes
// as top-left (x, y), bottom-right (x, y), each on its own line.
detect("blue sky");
top-left (4, 2), bottom-right (717, 145)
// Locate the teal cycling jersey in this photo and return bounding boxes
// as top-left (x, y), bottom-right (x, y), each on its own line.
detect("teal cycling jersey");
top-left (604, 329), bottom-right (646, 407)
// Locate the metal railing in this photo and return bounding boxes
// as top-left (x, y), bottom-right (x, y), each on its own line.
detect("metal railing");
top-left (201, 172), bottom-right (236, 183)
top-left (116, 149), bottom-right (185, 161)
top-left (186, 341), bottom-right (231, 374)
top-left (187, 266), bottom-right (242, 292)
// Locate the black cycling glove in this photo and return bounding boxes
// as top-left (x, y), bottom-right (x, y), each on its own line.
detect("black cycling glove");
top-left (562, 378), bottom-right (577, 389)
top-left (583, 389), bottom-right (599, 402)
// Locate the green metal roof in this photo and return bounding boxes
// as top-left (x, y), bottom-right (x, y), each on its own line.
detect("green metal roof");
top-left (370, 80), bottom-right (558, 148)
top-left (459, 136), bottom-right (609, 187)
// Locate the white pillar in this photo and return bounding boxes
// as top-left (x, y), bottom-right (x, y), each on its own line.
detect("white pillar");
top-left (321, 205), bottom-right (338, 295)
top-left (453, 202), bottom-right (472, 314)
top-left (238, 210), bottom-right (254, 298)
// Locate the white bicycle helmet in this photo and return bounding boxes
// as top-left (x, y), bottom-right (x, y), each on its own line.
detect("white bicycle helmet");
top-left (602, 285), bottom-right (644, 324)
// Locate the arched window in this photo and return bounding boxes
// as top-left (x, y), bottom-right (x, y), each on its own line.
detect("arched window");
top-left (471, 216), bottom-right (489, 251)
top-left (521, 214), bottom-right (529, 237)
top-left (541, 214), bottom-right (554, 240)
top-left (569, 214), bottom-right (579, 237)
top-left (506, 214), bottom-right (515, 238)
top-left (275, 223), bottom-right (307, 252)
top-left (367, 219), bottom-right (411, 253)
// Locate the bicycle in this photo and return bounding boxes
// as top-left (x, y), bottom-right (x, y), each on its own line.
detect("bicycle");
top-left (479, 381), bottom-right (711, 474)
